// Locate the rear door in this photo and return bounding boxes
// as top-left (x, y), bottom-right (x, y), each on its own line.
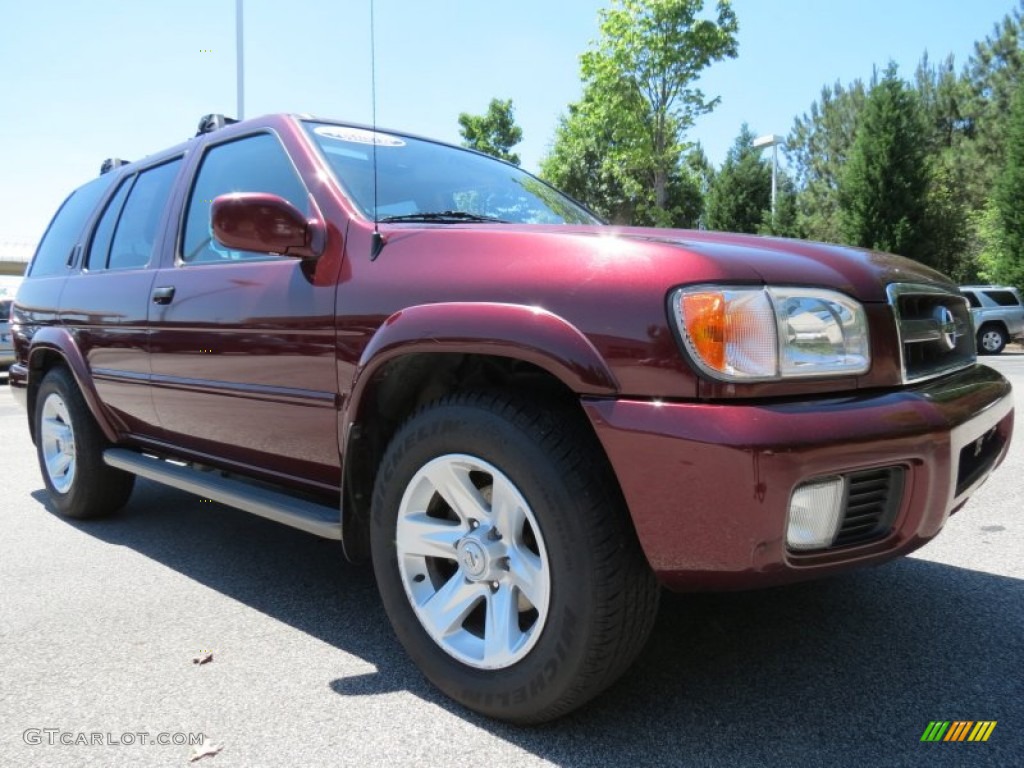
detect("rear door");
top-left (58, 158), bottom-right (183, 435)
top-left (147, 131), bottom-right (342, 490)
top-left (981, 288), bottom-right (1024, 337)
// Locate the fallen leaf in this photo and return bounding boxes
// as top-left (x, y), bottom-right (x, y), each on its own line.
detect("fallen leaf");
top-left (189, 742), bottom-right (223, 762)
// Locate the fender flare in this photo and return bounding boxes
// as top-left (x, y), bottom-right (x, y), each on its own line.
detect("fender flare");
top-left (345, 301), bottom-right (618, 427)
top-left (26, 327), bottom-right (120, 443)
top-left (338, 302), bottom-right (618, 561)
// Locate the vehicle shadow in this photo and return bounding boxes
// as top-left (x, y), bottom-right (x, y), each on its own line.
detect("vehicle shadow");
top-left (38, 480), bottom-right (1024, 766)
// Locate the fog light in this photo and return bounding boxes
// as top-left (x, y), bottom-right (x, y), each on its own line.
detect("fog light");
top-left (787, 477), bottom-right (846, 550)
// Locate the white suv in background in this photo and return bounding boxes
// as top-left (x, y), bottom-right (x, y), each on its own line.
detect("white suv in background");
top-left (961, 285), bottom-right (1024, 354)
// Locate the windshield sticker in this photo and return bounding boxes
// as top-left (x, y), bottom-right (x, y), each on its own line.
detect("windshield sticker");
top-left (314, 126), bottom-right (405, 147)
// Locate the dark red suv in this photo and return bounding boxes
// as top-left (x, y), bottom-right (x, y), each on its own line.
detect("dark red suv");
top-left (9, 114), bottom-right (1014, 723)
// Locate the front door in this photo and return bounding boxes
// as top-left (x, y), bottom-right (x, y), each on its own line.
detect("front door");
top-left (147, 133), bottom-right (342, 490)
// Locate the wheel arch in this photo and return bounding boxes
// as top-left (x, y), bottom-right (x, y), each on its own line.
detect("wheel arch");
top-left (26, 327), bottom-right (118, 444)
top-left (339, 302), bottom-right (620, 563)
top-left (977, 319), bottom-right (1009, 334)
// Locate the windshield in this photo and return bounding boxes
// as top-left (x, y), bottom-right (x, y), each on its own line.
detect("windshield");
top-left (303, 122), bottom-right (600, 226)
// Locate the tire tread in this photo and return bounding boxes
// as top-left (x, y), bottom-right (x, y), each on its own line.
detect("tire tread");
top-left (376, 389), bottom-right (659, 723)
top-left (35, 367), bottom-right (134, 519)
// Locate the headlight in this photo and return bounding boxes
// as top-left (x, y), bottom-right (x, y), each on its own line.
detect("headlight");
top-left (671, 286), bottom-right (870, 381)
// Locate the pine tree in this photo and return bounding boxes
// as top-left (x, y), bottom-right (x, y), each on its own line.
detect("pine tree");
top-left (704, 124), bottom-right (771, 233)
top-left (961, 2), bottom-right (1024, 205)
top-left (839, 64), bottom-right (931, 263)
top-left (914, 53), bottom-right (974, 279)
top-left (987, 81), bottom-right (1024, 288)
top-left (785, 79), bottom-right (867, 243)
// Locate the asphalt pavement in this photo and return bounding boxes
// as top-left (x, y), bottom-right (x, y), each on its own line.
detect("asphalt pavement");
top-left (0, 355), bottom-right (1022, 767)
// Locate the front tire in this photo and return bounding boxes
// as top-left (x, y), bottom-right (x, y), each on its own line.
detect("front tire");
top-left (977, 324), bottom-right (1007, 355)
top-left (370, 391), bottom-right (659, 723)
top-left (34, 367), bottom-right (135, 519)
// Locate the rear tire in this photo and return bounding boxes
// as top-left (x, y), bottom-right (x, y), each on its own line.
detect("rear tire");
top-left (370, 391), bottom-right (659, 723)
top-left (977, 324), bottom-right (1007, 355)
top-left (34, 367), bottom-right (135, 519)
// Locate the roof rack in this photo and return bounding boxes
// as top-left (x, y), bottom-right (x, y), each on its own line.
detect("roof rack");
top-left (100, 158), bottom-right (130, 176)
top-left (196, 114), bottom-right (238, 136)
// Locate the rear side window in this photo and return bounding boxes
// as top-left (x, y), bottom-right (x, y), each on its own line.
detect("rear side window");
top-left (87, 179), bottom-right (132, 270)
top-left (982, 290), bottom-right (1022, 307)
top-left (961, 290), bottom-right (981, 308)
top-left (29, 175), bottom-right (115, 277)
top-left (181, 133), bottom-right (308, 264)
top-left (107, 159), bottom-right (181, 270)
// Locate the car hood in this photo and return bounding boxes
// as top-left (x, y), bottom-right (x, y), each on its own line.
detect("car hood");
top-left (378, 223), bottom-right (958, 304)
top-left (577, 226), bottom-right (957, 303)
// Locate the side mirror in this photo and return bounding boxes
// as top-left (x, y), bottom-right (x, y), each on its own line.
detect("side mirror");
top-left (211, 193), bottom-right (325, 259)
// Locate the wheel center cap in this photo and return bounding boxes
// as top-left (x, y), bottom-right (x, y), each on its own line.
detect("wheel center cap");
top-left (456, 528), bottom-right (505, 582)
top-left (459, 539), bottom-right (488, 579)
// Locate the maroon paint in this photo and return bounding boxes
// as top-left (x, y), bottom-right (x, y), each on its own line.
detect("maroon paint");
top-left (584, 365), bottom-right (1012, 590)
top-left (211, 192), bottom-right (326, 259)
top-left (9, 114), bottom-right (1016, 592)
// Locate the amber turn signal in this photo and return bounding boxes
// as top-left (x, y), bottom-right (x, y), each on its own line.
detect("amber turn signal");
top-left (680, 291), bottom-right (726, 371)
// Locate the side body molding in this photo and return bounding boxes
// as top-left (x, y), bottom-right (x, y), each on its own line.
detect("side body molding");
top-left (27, 327), bottom-right (120, 443)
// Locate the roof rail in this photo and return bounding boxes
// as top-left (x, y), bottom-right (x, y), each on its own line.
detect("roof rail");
top-left (196, 114), bottom-right (238, 136)
top-left (100, 158), bottom-right (130, 175)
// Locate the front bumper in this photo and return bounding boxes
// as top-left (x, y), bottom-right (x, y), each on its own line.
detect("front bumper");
top-left (584, 364), bottom-right (1014, 591)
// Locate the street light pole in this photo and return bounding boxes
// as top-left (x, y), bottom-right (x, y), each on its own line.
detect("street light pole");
top-left (236, 0), bottom-right (244, 119)
top-left (753, 134), bottom-right (783, 225)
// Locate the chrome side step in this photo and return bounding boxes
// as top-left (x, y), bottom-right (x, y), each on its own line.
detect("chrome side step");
top-left (103, 448), bottom-right (342, 540)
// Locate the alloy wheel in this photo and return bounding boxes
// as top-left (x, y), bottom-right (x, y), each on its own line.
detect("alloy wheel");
top-left (395, 454), bottom-right (551, 669)
top-left (40, 392), bottom-right (77, 494)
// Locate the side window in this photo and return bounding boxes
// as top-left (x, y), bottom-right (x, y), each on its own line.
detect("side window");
top-left (107, 159), bottom-right (182, 271)
top-left (983, 290), bottom-right (1022, 307)
top-left (87, 178), bottom-right (133, 270)
top-left (961, 291), bottom-right (981, 308)
top-left (30, 175), bottom-right (114, 277)
top-left (182, 133), bottom-right (308, 264)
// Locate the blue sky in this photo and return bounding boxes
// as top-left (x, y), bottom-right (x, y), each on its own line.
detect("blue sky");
top-left (0, 0), bottom-right (1016, 243)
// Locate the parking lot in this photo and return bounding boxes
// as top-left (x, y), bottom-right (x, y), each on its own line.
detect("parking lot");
top-left (1, 354), bottom-right (1021, 767)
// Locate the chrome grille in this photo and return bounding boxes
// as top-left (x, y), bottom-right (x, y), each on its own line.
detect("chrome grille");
top-left (887, 284), bottom-right (975, 383)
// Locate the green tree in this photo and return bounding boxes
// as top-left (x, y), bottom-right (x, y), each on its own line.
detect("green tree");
top-left (542, 92), bottom-right (633, 222)
top-left (458, 98), bottom-right (523, 165)
top-left (685, 143), bottom-right (715, 228)
top-left (785, 79), bottom-right (867, 243)
top-left (542, 0), bottom-right (738, 226)
top-left (982, 81), bottom-right (1024, 288)
top-left (838, 64), bottom-right (931, 263)
top-left (923, 157), bottom-right (973, 280)
top-left (914, 52), bottom-right (970, 155)
top-left (914, 53), bottom-right (974, 279)
top-left (961, 2), bottom-right (1024, 205)
top-left (759, 173), bottom-right (800, 238)
top-left (704, 124), bottom-right (770, 233)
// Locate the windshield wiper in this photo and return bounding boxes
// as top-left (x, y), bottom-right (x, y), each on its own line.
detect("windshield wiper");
top-left (378, 211), bottom-right (508, 224)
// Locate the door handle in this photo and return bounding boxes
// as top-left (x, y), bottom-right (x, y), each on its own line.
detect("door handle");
top-left (152, 286), bottom-right (176, 305)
